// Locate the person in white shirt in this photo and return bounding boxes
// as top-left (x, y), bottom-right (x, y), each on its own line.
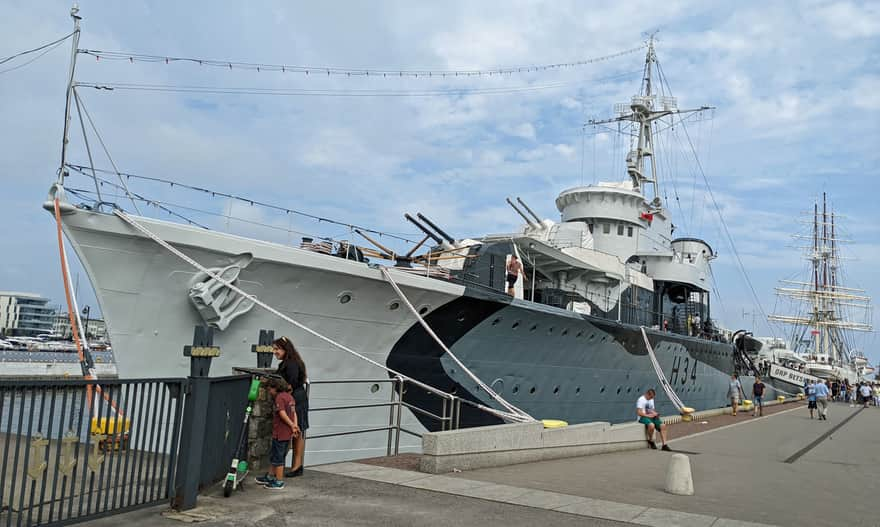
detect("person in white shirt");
top-left (636, 389), bottom-right (671, 451)
top-left (859, 383), bottom-right (872, 408)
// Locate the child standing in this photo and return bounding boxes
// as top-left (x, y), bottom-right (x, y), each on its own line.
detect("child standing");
top-left (256, 378), bottom-right (299, 489)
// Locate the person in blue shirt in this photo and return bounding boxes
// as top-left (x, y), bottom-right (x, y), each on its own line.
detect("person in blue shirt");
top-left (813, 380), bottom-right (830, 420)
top-left (806, 381), bottom-right (817, 419)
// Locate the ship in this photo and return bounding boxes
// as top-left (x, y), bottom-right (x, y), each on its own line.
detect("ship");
top-left (44, 12), bottom-right (786, 463)
top-left (767, 193), bottom-right (873, 388)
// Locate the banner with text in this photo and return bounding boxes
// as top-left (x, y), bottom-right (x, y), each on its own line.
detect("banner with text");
top-left (769, 363), bottom-right (820, 387)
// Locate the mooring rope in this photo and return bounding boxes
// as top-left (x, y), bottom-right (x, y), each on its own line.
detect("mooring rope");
top-left (640, 326), bottom-right (688, 413)
top-left (112, 209), bottom-right (532, 423)
top-left (380, 267), bottom-right (534, 421)
top-left (54, 196), bottom-right (124, 416)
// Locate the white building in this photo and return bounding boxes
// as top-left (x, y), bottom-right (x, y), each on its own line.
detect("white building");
top-left (52, 312), bottom-right (107, 340)
top-left (0, 292), bottom-right (56, 337)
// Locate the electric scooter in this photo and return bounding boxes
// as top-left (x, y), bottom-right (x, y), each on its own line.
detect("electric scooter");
top-left (223, 376), bottom-right (262, 497)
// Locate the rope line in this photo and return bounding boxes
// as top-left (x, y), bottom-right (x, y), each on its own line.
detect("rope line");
top-left (76, 81), bottom-right (570, 97)
top-left (380, 267), bottom-right (534, 421)
top-left (0, 32), bottom-right (74, 65)
top-left (640, 327), bottom-right (688, 413)
top-left (77, 44), bottom-right (645, 78)
top-left (111, 208), bottom-right (530, 423)
top-left (53, 196), bottom-right (124, 417)
top-left (65, 163), bottom-right (421, 244)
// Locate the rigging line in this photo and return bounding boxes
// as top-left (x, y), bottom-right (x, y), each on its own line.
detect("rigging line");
top-left (64, 170), bottom-right (210, 229)
top-left (72, 86), bottom-right (103, 203)
top-left (0, 31), bottom-right (75, 65)
top-left (65, 163), bottom-right (422, 244)
top-left (72, 89), bottom-right (143, 215)
top-left (77, 44), bottom-right (646, 78)
top-left (678, 120), bottom-right (774, 337)
top-left (0, 39), bottom-right (67, 75)
top-left (75, 81), bottom-right (570, 97)
top-left (65, 186), bottom-right (337, 242)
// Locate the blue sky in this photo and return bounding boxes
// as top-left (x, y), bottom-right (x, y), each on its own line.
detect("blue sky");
top-left (1, 1), bottom-right (878, 363)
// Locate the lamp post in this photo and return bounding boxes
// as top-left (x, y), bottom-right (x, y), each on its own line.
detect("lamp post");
top-left (81, 305), bottom-right (90, 341)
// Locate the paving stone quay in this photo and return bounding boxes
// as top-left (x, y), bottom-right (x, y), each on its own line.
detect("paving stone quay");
top-left (89, 402), bottom-right (878, 526)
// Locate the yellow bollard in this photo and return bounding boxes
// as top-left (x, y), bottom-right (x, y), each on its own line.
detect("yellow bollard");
top-left (777, 395), bottom-right (785, 402)
top-left (541, 419), bottom-right (568, 429)
top-left (680, 407), bottom-right (695, 422)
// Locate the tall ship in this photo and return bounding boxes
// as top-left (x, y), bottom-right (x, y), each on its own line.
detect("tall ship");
top-left (45, 13), bottom-right (785, 463)
top-left (767, 193), bottom-right (873, 386)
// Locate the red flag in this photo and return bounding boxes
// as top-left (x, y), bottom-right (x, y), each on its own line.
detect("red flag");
top-left (640, 212), bottom-right (654, 222)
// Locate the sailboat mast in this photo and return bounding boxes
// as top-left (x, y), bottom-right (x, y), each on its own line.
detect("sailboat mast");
top-left (57, 4), bottom-right (82, 184)
top-left (813, 201), bottom-right (820, 357)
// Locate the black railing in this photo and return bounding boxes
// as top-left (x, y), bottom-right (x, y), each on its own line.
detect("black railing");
top-left (0, 378), bottom-right (185, 526)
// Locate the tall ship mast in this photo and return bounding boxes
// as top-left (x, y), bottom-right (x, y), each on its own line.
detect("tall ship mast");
top-left (769, 193), bottom-right (873, 383)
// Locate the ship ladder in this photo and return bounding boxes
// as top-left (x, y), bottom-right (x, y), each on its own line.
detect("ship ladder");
top-left (112, 209), bottom-right (533, 424)
top-left (639, 327), bottom-right (695, 419)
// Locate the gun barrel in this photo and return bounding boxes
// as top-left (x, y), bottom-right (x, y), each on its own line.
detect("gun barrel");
top-left (416, 213), bottom-right (455, 245)
top-left (506, 198), bottom-right (536, 227)
top-left (404, 213), bottom-right (443, 245)
top-left (516, 197), bottom-right (542, 224)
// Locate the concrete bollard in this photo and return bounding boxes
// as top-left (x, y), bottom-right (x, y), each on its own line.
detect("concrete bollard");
top-left (664, 453), bottom-right (694, 496)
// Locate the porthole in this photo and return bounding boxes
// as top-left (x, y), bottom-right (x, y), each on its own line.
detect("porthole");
top-left (529, 386), bottom-right (536, 394)
top-left (600, 386), bottom-right (606, 393)
top-left (547, 327), bottom-right (555, 335)
top-left (338, 292), bottom-right (353, 304)
top-left (561, 329), bottom-right (569, 336)
top-left (588, 334), bottom-right (595, 341)
top-left (370, 383), bottom-right (380, 393)
top-left (512, 385), bottom-right (520, 394)
top-left (576, 331), bottom-right (584, 338)
top-left (491, 378), bottom-right (505, 394)
top-left (388, 301), bottom-right (400, 311)
top-left (530, 324), bottom-right (538, 332)
top-left (575, 387), bottom-right (581, 395)
top-left (512, 321), bottom-right (520, 329)
top-left (491, 318), bottom-right (502, 326)
top-left (418, 306), bottom-right (430, 315)
top-left (553, 386), bottom-right (560, 395)
top-left (616, 387), bottom-right (621, 394)
top-left (627, 387), bottom-right (632, 393)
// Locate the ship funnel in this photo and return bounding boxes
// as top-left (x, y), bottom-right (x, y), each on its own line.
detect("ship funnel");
top-left (516, 197), bottom-right (543, 224)
top-left (416, 213), bottom-right (455, 245)
top-left (506, 198), bottom-right (536, 228)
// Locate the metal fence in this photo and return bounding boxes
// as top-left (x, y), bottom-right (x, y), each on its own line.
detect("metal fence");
top-left (306, 377), bottom-right (463, 457)
top-left (0, 379), bottom-right (185, 526)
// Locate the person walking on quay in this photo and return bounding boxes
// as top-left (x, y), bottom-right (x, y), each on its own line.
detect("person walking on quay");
top-left (752, 376), bottom-right (765, 417)
top-left (255, 378), bottom-right (299, 490)
top-left (859, 383), bottom-right (872, 408)
top-left (806, 380), bottom-right (817, 419)
top-left (273, 336), bottom-right (310, 478)
top-left (873, 384), bottom-right (880, 407)
top-left (636, 389), bottom-right (671, 451)
top-left (849, 383), bottom-right (858, 407)
top-left (814, 379), bottom-right (830, 420)
top-left (728, 373), bottom-right (744, 416)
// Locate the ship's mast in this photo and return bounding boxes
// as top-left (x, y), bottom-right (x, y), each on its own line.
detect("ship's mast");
top-left (57, 4), bottom-right (82, 184)
top-left (586, 38), bottom-right (708, 201)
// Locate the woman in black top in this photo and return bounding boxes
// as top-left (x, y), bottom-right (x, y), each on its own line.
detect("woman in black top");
top-left (272, 336), bottom-right (309, 477)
